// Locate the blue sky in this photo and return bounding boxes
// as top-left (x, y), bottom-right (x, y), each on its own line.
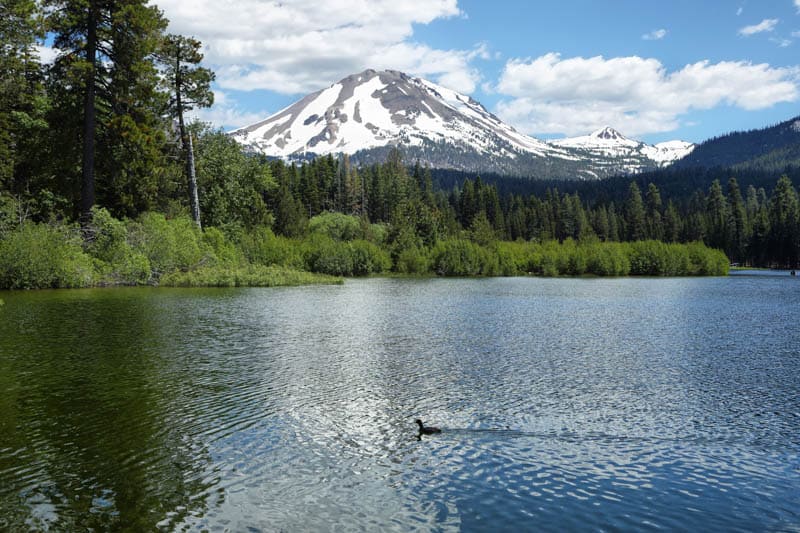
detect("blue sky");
top-left (152, 0), bottom-right (800, 144)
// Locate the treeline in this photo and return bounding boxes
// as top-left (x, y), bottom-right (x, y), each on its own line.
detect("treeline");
top-left (266, 154), bottom-right (798, 268)
top-left (0, 208), bottom-right (728, 289)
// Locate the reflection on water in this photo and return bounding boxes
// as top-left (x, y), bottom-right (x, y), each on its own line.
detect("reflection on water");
top-left (1, 277), bottom-right (799, 531)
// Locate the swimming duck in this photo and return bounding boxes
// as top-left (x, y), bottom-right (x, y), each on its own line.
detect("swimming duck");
top-left (415, 419), bottom-right (441, 435)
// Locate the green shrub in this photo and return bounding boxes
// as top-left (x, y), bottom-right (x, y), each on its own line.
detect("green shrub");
top-left (238, 226), bottom-right (303, 269)
top-left (302, 234), bottom-right (353, 276)
top-left (0, 222), bottom-right (95, 289)
top-left (0, 194), bottom-right (21, 236)
top-left (86, 208), bottom-right (150, 285)
top-left (628, 241), bottom-right (669, 276)
top-left (687, 242), bottom-right (729, 275)
top-left (350, 240), bottom-right (391, 275)
top-left (585, 243), bottom-right (630, 276)
top-left (160, 264), bottom-right (342, 287)
top-left (365, 222), bottom-right (389, 245)
top-left (127, 213), bottom-right (207, 277)
top-left (431, 239), bottom-right (496, 276)
top-left (308, 212), bottom-right (363, 241)
top-left (394, 245), bottom-right (429, 274)
top-left (202, 226), bottom-right (244, 267)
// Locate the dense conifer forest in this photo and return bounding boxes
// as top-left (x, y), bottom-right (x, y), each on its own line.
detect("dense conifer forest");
top-left (3, 0), bottom-right (798, 289)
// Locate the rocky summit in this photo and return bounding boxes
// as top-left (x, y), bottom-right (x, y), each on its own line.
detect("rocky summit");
top-left (231, 69), bottom-right (694, 179)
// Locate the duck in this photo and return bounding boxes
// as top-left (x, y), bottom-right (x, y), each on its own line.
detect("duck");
top-left (415, 419), bottom-right (441, 435)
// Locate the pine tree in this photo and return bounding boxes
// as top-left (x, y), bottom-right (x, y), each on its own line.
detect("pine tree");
top-left (726, 177), bottom-right (748, 263)
top-left (767, 176), bottom-right (799, 267)
top-left (157, 34), bottom-right (214, 229)
top-left (46, 0), bottom-right (168, 221)
top-left (705, 180), bottom-right (728, 251)
top-left (663, 201), bottom-right (681, 243)
top-left (0, 0), bottom-right (48, 197)
top-left (607, 203), bottom-right (620, 242)
top-left (625, 182), bottom-right (646, 241)
top-left (645, 183), bottom-right (664, 241)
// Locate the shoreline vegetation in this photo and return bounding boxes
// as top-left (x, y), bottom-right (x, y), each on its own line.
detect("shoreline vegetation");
top-left (0, 208), bottom-right (728, 291)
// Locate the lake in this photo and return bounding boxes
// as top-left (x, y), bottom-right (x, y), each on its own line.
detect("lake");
top-left (1, 275), bottom-right (799, 531)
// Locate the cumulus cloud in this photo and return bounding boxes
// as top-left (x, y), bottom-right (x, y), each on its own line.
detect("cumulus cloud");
top-left (494, 53), bottom-right (799, 136)
top-left (186, 91), bottom-right (270, 130)
top-left (739, 18), bottom-right (779, 36)
top-left (796, 0), bottom-right (800, 12)
top-left (642, 29), bottom-right (667, 40)
top-left (153, 0), bottom-right (481, 95)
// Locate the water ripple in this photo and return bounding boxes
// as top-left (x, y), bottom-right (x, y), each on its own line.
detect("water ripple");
top-left (1, 279), bottom-right (799, 530)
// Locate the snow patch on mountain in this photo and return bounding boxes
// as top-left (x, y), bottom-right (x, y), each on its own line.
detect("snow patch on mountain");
top-left (231, 70), bottom-right (693, 179)
top-left (550, 126), bottom-right (694, 170)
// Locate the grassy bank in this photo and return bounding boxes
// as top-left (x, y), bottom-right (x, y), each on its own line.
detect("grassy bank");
top-left (0, 209), bottom-right (729, 290)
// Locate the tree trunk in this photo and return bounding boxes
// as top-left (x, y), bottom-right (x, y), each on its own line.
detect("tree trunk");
top-left (176, 57), bottom-right (201, 229)
top-left (81, 3), bottom-right (97, 225)
top-left (184, 124), bottom-right (201, 229)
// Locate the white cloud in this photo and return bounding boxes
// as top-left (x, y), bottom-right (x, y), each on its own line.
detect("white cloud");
top-left (642, 29), bottom-right (667, 41)
top-left (186, 91), bottom-right (270, 131)
top-left (34, 45), bottom-right (59, 64)
top-left (494, 53), bottom-right (799, 136)
top-left (793, 30), bottom-right (800, 37)
top-left (795, 0), bottom-right (800, 13)
top-left (737, 6), bottom-right (743, 16)
top-left (739, 18), bottom-right (779, 36)
top-left (771, 37), bottom-right (793, 47)
top-left (152, 0), bottom-right (480, 95)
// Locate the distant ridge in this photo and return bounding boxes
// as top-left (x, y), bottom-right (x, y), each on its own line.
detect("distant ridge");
top-left (674, 116), bottom-right (800, 170)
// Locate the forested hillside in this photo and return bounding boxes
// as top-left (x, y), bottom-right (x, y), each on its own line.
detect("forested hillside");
top-left (674, 116), bottom-right (800, 170)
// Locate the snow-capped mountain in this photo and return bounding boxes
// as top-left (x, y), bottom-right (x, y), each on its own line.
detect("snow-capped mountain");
top-left (549, 127), bottom-right (695, 177)
top-left (231, 69), bottom-right (693, 179)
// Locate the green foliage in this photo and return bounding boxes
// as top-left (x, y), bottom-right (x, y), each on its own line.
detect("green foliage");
top-left (308, 212), bottom-right (363, 241)
top-left (430, 239), bottom-right (498, 276)
top-left (394, 245), bottom-right (430, 274)
top-left (126, 212), bottom-right (207, 276)
top-left (202, 226), bottom-right (243, 266)
top-left (350, 240), bottom-right (391, 275)
top-left (302, 234), bottom-right (390, 276)
top-left (0, 222), bottom-right (95, 289)
top-left (469, 211), bottom-right (497, 246)
top-left (585, 242), bottom-right (631, 276)
top-left (159, 264), bottom-right (341, 287)
top-left (238, 226), bottom-right (303, 269)
top-left (0, 0), bottom-right (48, 191)
top-left (625, 182), bottom-right (646, 241)
top-left (193, 128), bottom-right (275, 228)
top-left (686, 242), bottom-right (730, 275)
top-left (46, 0), bottom-right (171, 217)
top-left (85, 207), bottom-right (150, 284)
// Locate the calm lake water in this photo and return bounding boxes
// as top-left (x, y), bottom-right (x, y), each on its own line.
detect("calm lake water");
top-left (1, 275), bottom-right (799, 531)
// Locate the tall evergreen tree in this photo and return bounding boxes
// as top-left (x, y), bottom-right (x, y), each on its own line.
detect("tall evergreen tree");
top-left (663, 201), bottom-right (681, 243)
top-left (625, 182), bottom-right (646, 241)
top-left (46, 0), bottom-right (168, 221)
top-left (157, 34), bottom-right (214, 229)
top-left (645, 183), bottom-right (664, 241)
top-left (705, 179), bottom-right (728, 251)
top-left (767, 176), bottom-right (799, 267)
top-left (0, 0), bottom-right (48, 197)
top-left (726, 177), bottom-right (748, 263)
